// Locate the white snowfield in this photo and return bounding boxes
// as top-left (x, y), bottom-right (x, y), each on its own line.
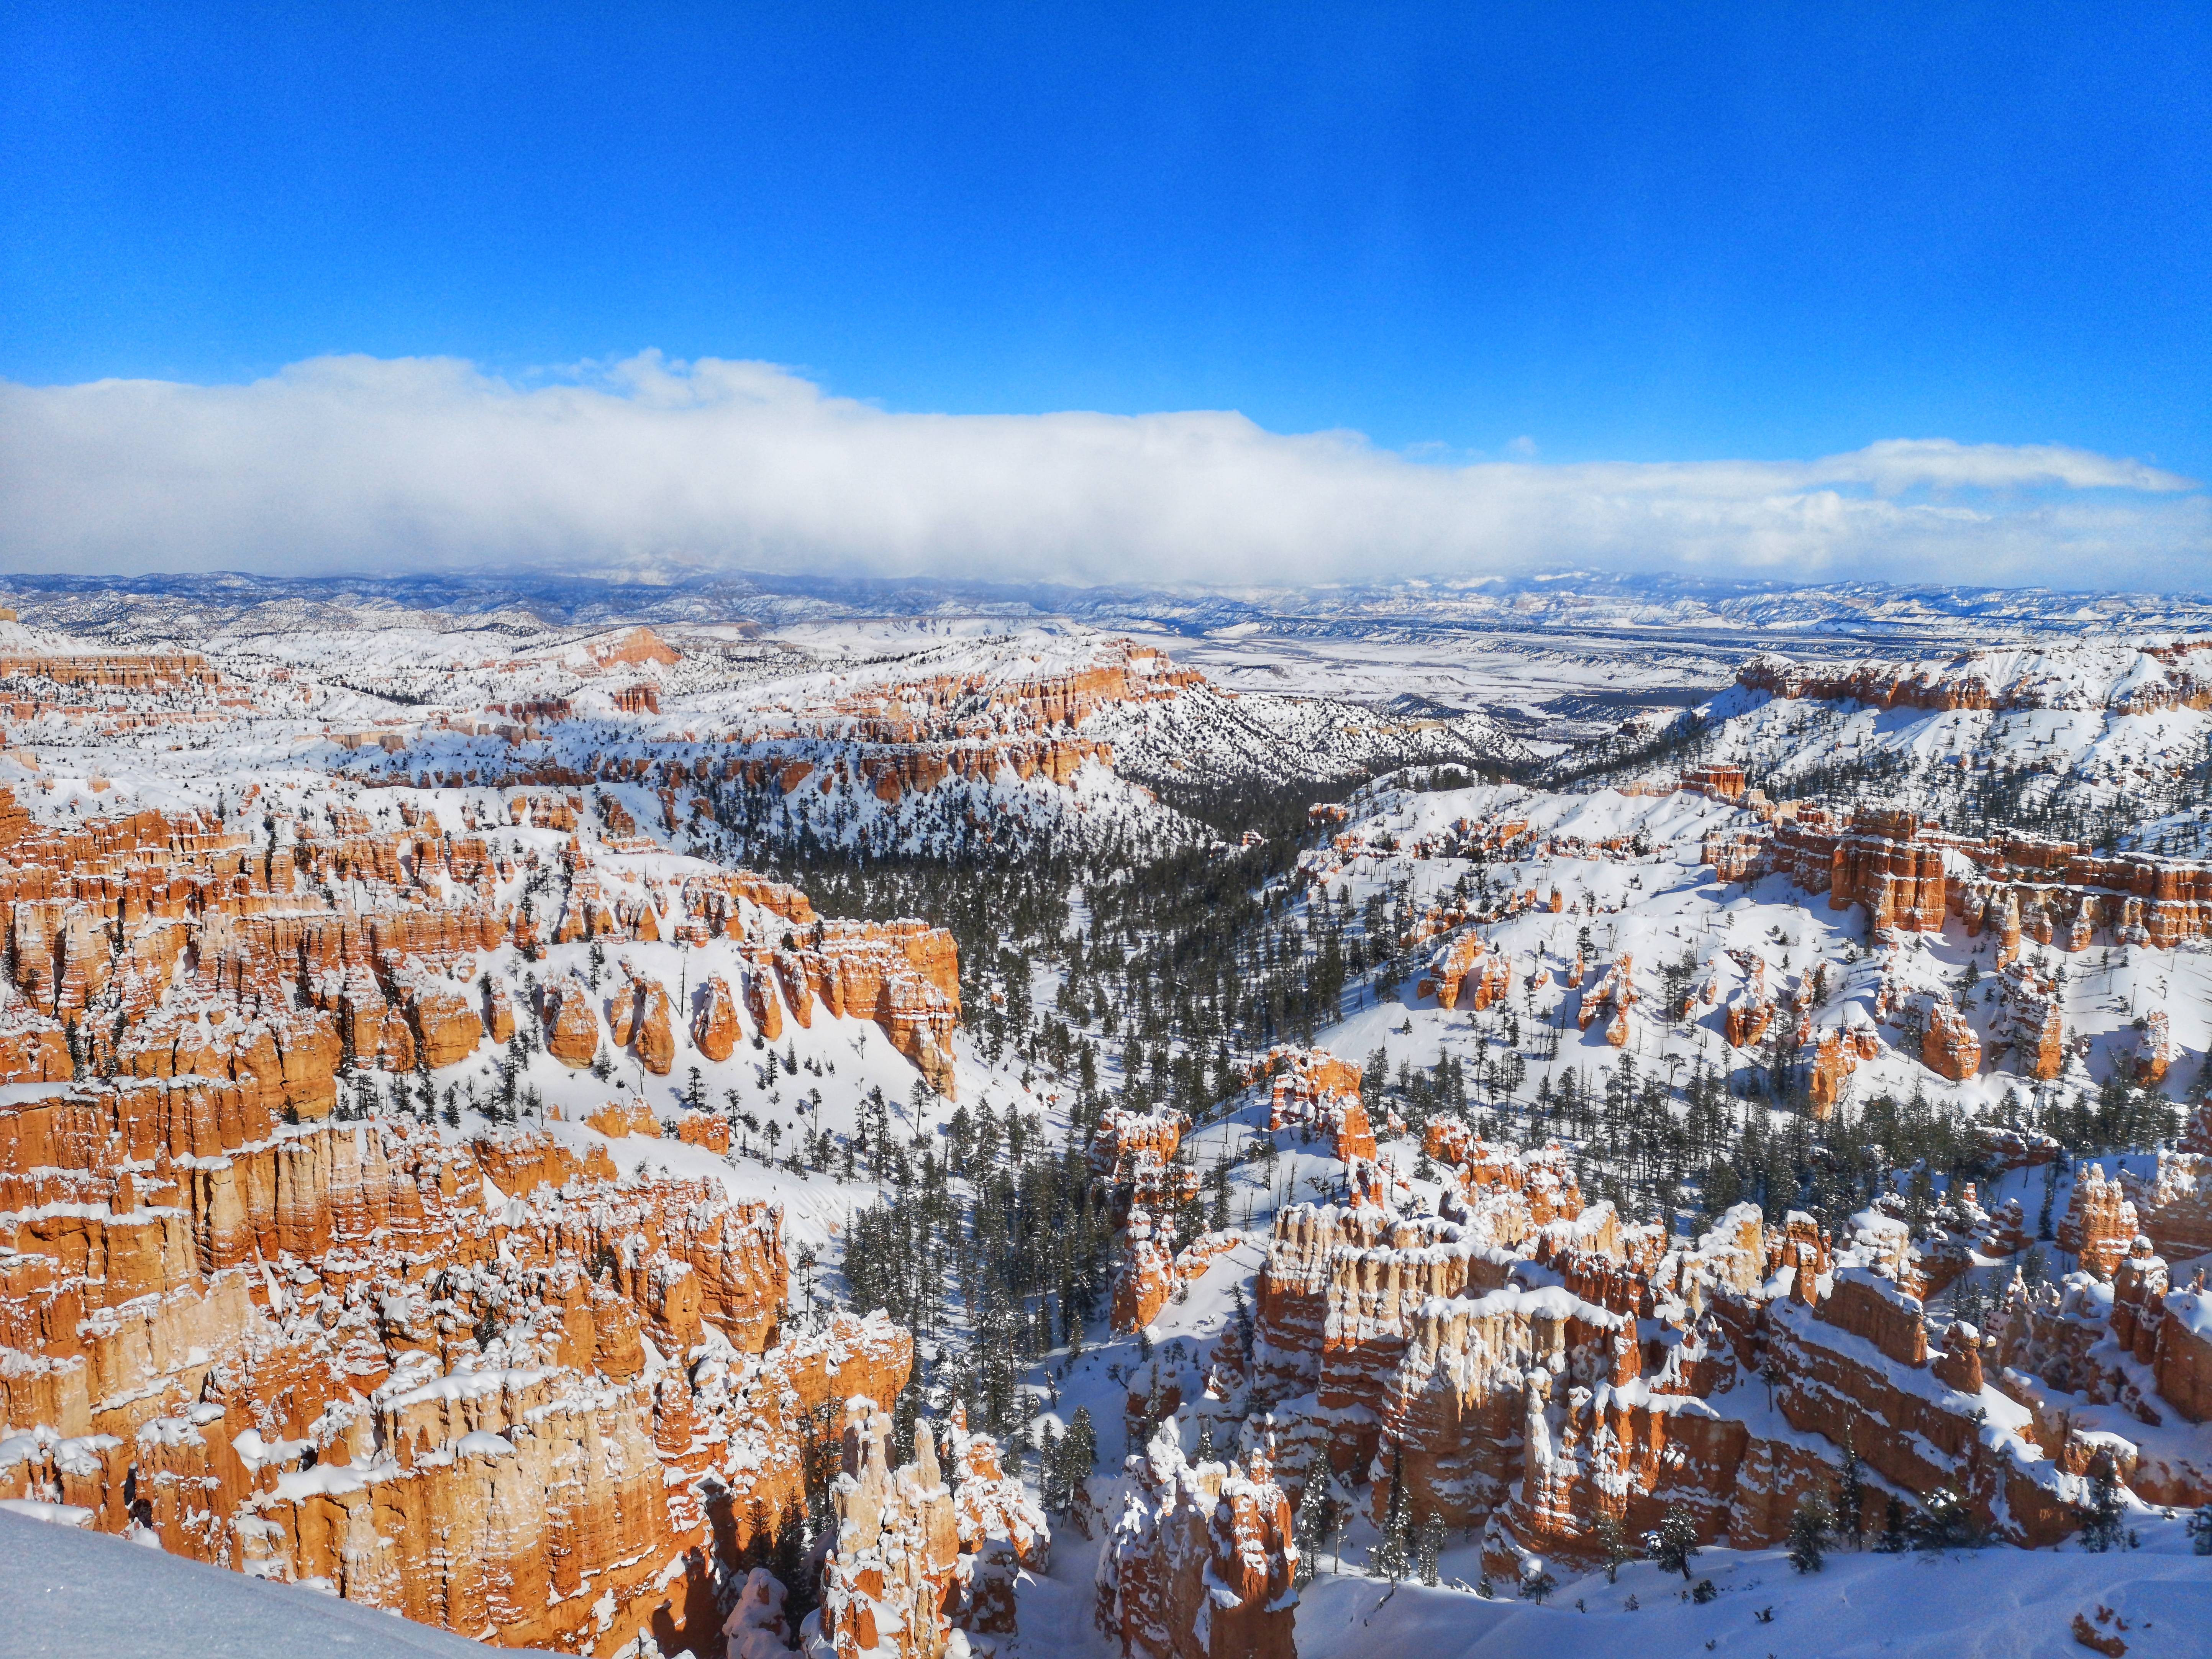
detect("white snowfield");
top-left (1288, 1521), bottom-right (2212, 1659)
top-left (0, 1506), bottom-right (549, 1657)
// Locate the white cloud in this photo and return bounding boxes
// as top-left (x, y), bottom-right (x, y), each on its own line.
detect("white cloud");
top-left (0, 352), bottom-right (2203, 589)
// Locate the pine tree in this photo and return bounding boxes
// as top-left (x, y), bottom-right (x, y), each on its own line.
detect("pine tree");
top-left (1193, 1421), bottom-right (1216, 1465)
top-left (1595, 1514), bottom-right (1635, 1583)
top-left (774, 1498), bottom-right (814, 1620)
top-left (1040, 1426), bottom-right (1067, 1513)
top-left (2079, 1455), bottom-right (2126, 1552)
top-left (2188, 1504), bottom-right (2212, 1556)
top-left (1875, 1496), bottom-right (1907, 1553)
top-left (1293, 1457), bottom-right (1333, 1589)
top-left (1787, 1493), bottom-right (1832, 1574)
top-left (1417, 1511), bottom-right (1444, 1587)
top-left (1371, 1446), bottom-right (1413, 1583)
top-left (1910, 1486), bottom-right (1974, 1552)
top-left (1838, 1428), bottom-right (1866, 1546)
top-left (1520, 1561), bottom-right (1557, 1603)
top-left (1064, 1407), bottom-right (1097, 1486)
top-left (1646, 1502), bottom-right (1700, 1579)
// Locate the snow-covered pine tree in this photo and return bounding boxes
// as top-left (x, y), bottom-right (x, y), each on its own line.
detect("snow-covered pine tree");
top-left (1371, 1446), bottom-right (1413, 1582)
top-left (1293, 1456), bottom-right (1333, 1589)
top-left (1646, 1502), bottom-right (1700, 1579)
top-left (1876, 1496), bottom-right (1907, 1552)
top-left (1838, 1427), bottom-right (1866, 1544)
top-left (2078, 1455), bottom-right (2127, 1552)
top-left (1910, 1485), bottom-right (1975, 1552)
top-left (1064, 1406), bottom-right (1097, 1485)
top-left (1417, 1511), bottom-right (1444, 1587)
top-left (1788, 1493), bottom-right (1832, 1573)
top-left (1595, 1514), bottom-right (1635, 1583)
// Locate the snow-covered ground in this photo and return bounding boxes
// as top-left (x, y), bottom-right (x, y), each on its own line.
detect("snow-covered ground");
top-left (0, 1507), bottom-right (556, 1657)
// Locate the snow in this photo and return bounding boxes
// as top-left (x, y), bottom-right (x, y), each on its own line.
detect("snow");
top-left (0, 1507), bottom-right (551, 1657)
top-left (1290, 1525), bottom-right (2212, 1659)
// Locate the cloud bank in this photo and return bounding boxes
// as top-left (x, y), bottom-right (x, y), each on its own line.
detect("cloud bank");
top-left (2, 353), bottom-right (2204, 588)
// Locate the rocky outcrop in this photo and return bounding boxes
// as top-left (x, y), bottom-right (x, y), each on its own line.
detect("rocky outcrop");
top-left (792, 921), bottom-right (960, 1095)
top-left (1922, 995), bottom-right (1981, 1081)
top-left (2058, 1163), bottom-right (2138, 1279)
top-left (2134, 1010), bottom-right (2177, 1087)
top-left (691, 974), bottom-right (743, 1061)
top-left (945, 1403), bottom-right (1050, 1634)
top-left (1111, 1207), bottom-right (1180, 1335)
top-left (1704, 798), bottom-right (2212, 954)
top-left (0, 1075), bottom-right (893, 1651)
top-left (1092, 1107), bottom-right (1197, 1220)
top-left (1235, 1147), bottom-right (2103, 1570)
top-left (1426, 931), bottom-right (1514, 1012)
top-left (610, 972), bottom-right (678, 1076)
top-left (1740, 641), bottom-right (2212, 719)
top-left (809, 1398), bottom-right (963, 1659)
top-left (1996, 962), bottom-right (2068, 1081)
top-left (1094, 1423), bottom-right (1297, 1659)
top-left (2123, 1144), bottom-right (2212, 1263)
top-left (1257, 1048), bottom-right (1374, 1164)
top-left (1577, 955), bottom-right (1633, 1034)
top-left (543, 979), bottom-right (600, 1068)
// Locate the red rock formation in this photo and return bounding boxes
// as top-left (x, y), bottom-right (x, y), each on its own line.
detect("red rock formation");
top-left (2134, 1010), bottom-right (2176, 1087)
top-left (585, 1099), bottom-right (659, 1139)
top-left (1703, 799), bottom-right (2212, 953)
top-left (1241, 1164), bottom-right (2093, 1564)
top-left (1723, 966), bottom-right (1773, 1048)
top-left (610, 972), bottom-right (677, 1075)
top-left (1807, 1028), bottom-right (1855, 1118)
top-left (1681, 764), bottom-right (1746, 800)
top-left (1923, 994), bottom-right (1982, 1081)
top-left (2056, 1163), bottom-right (2137, 1280)
top-left (809, 1398), bottom-right (963, 1659)
top-left (542, 978), bottom-right (600, 1068)
top-left (706, 638), bottom-right (1212, 814)
top-left (0, 647), bottom-right (218, 689)
top-left (1257, 1048), bottom-right (1375, 1163)
top-left (2123, 1147), bottom-right (2212, 1263)
top-left (1095, 1426), bottom-right (1297, 1659)
top-left (1428, 931), bottom-right (1515, 1012)
top-left (791, 920), bottom-right (960, 1095)
top-left (1111, 1207), bottom-right (1179, 1334)
top-left (691, 974), bottom-right (743, 1061)
top-left (1578, 955), bottom-right (1633, 1033)
top-left (944, 1403), bottom-right (1051, 1635)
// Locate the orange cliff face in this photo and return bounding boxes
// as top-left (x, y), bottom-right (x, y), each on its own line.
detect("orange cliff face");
top-left (0, 780), bottom-right (977, 1654)
top-left (694, 638), bottom-right (1207, 807)
top-left (1705, 799), bottom-right (2212, 950)
top-left (0, 1061), bottom-right (920, 1653)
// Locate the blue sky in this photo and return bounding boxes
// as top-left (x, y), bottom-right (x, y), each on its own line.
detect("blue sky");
top-left (3, 5), bottom-right (2208, 583)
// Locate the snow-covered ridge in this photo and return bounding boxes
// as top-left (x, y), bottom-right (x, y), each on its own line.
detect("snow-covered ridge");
top-left (1741, 639), bottom-right (2212, 715)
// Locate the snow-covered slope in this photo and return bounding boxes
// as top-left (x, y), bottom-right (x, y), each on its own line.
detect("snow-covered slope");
top-left (0, 1507), bottom-right (540, 1657)
top-left (1290, 1522), bottom-right (2212, 1659)
top-left (1602, 641), bottom-right (2212, 854)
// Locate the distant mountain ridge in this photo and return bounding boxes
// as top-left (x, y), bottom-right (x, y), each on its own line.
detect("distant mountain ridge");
top-left (8, 568), bottom-right (2212, 654)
